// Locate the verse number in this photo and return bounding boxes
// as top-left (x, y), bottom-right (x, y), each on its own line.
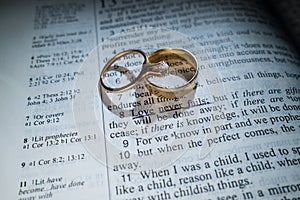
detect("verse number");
top-left (100, 0), bottom-right (117, 8)
top-left (119, 151), bottom-right (130, 159)
top-left (117, 94), bottom-right (122, 100)
top-left (123, 140), bottom-right (129, 148)
top-left (121, 174), bottom-right (131, 182)
top-left (119, 111), bottom-right (124, 118)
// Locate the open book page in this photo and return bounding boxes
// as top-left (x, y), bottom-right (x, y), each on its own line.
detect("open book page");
top-left (0, 0), bottom-right (299, 199)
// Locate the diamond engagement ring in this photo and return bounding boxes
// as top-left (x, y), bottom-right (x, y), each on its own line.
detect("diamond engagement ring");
top-left (99, 48), bottom-right (198, 98)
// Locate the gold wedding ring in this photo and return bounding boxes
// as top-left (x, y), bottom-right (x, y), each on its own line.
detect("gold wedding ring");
top-left (146, 48), bottom-right (198, 98)
top-left (99, 48), bottom-right (198, 98)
